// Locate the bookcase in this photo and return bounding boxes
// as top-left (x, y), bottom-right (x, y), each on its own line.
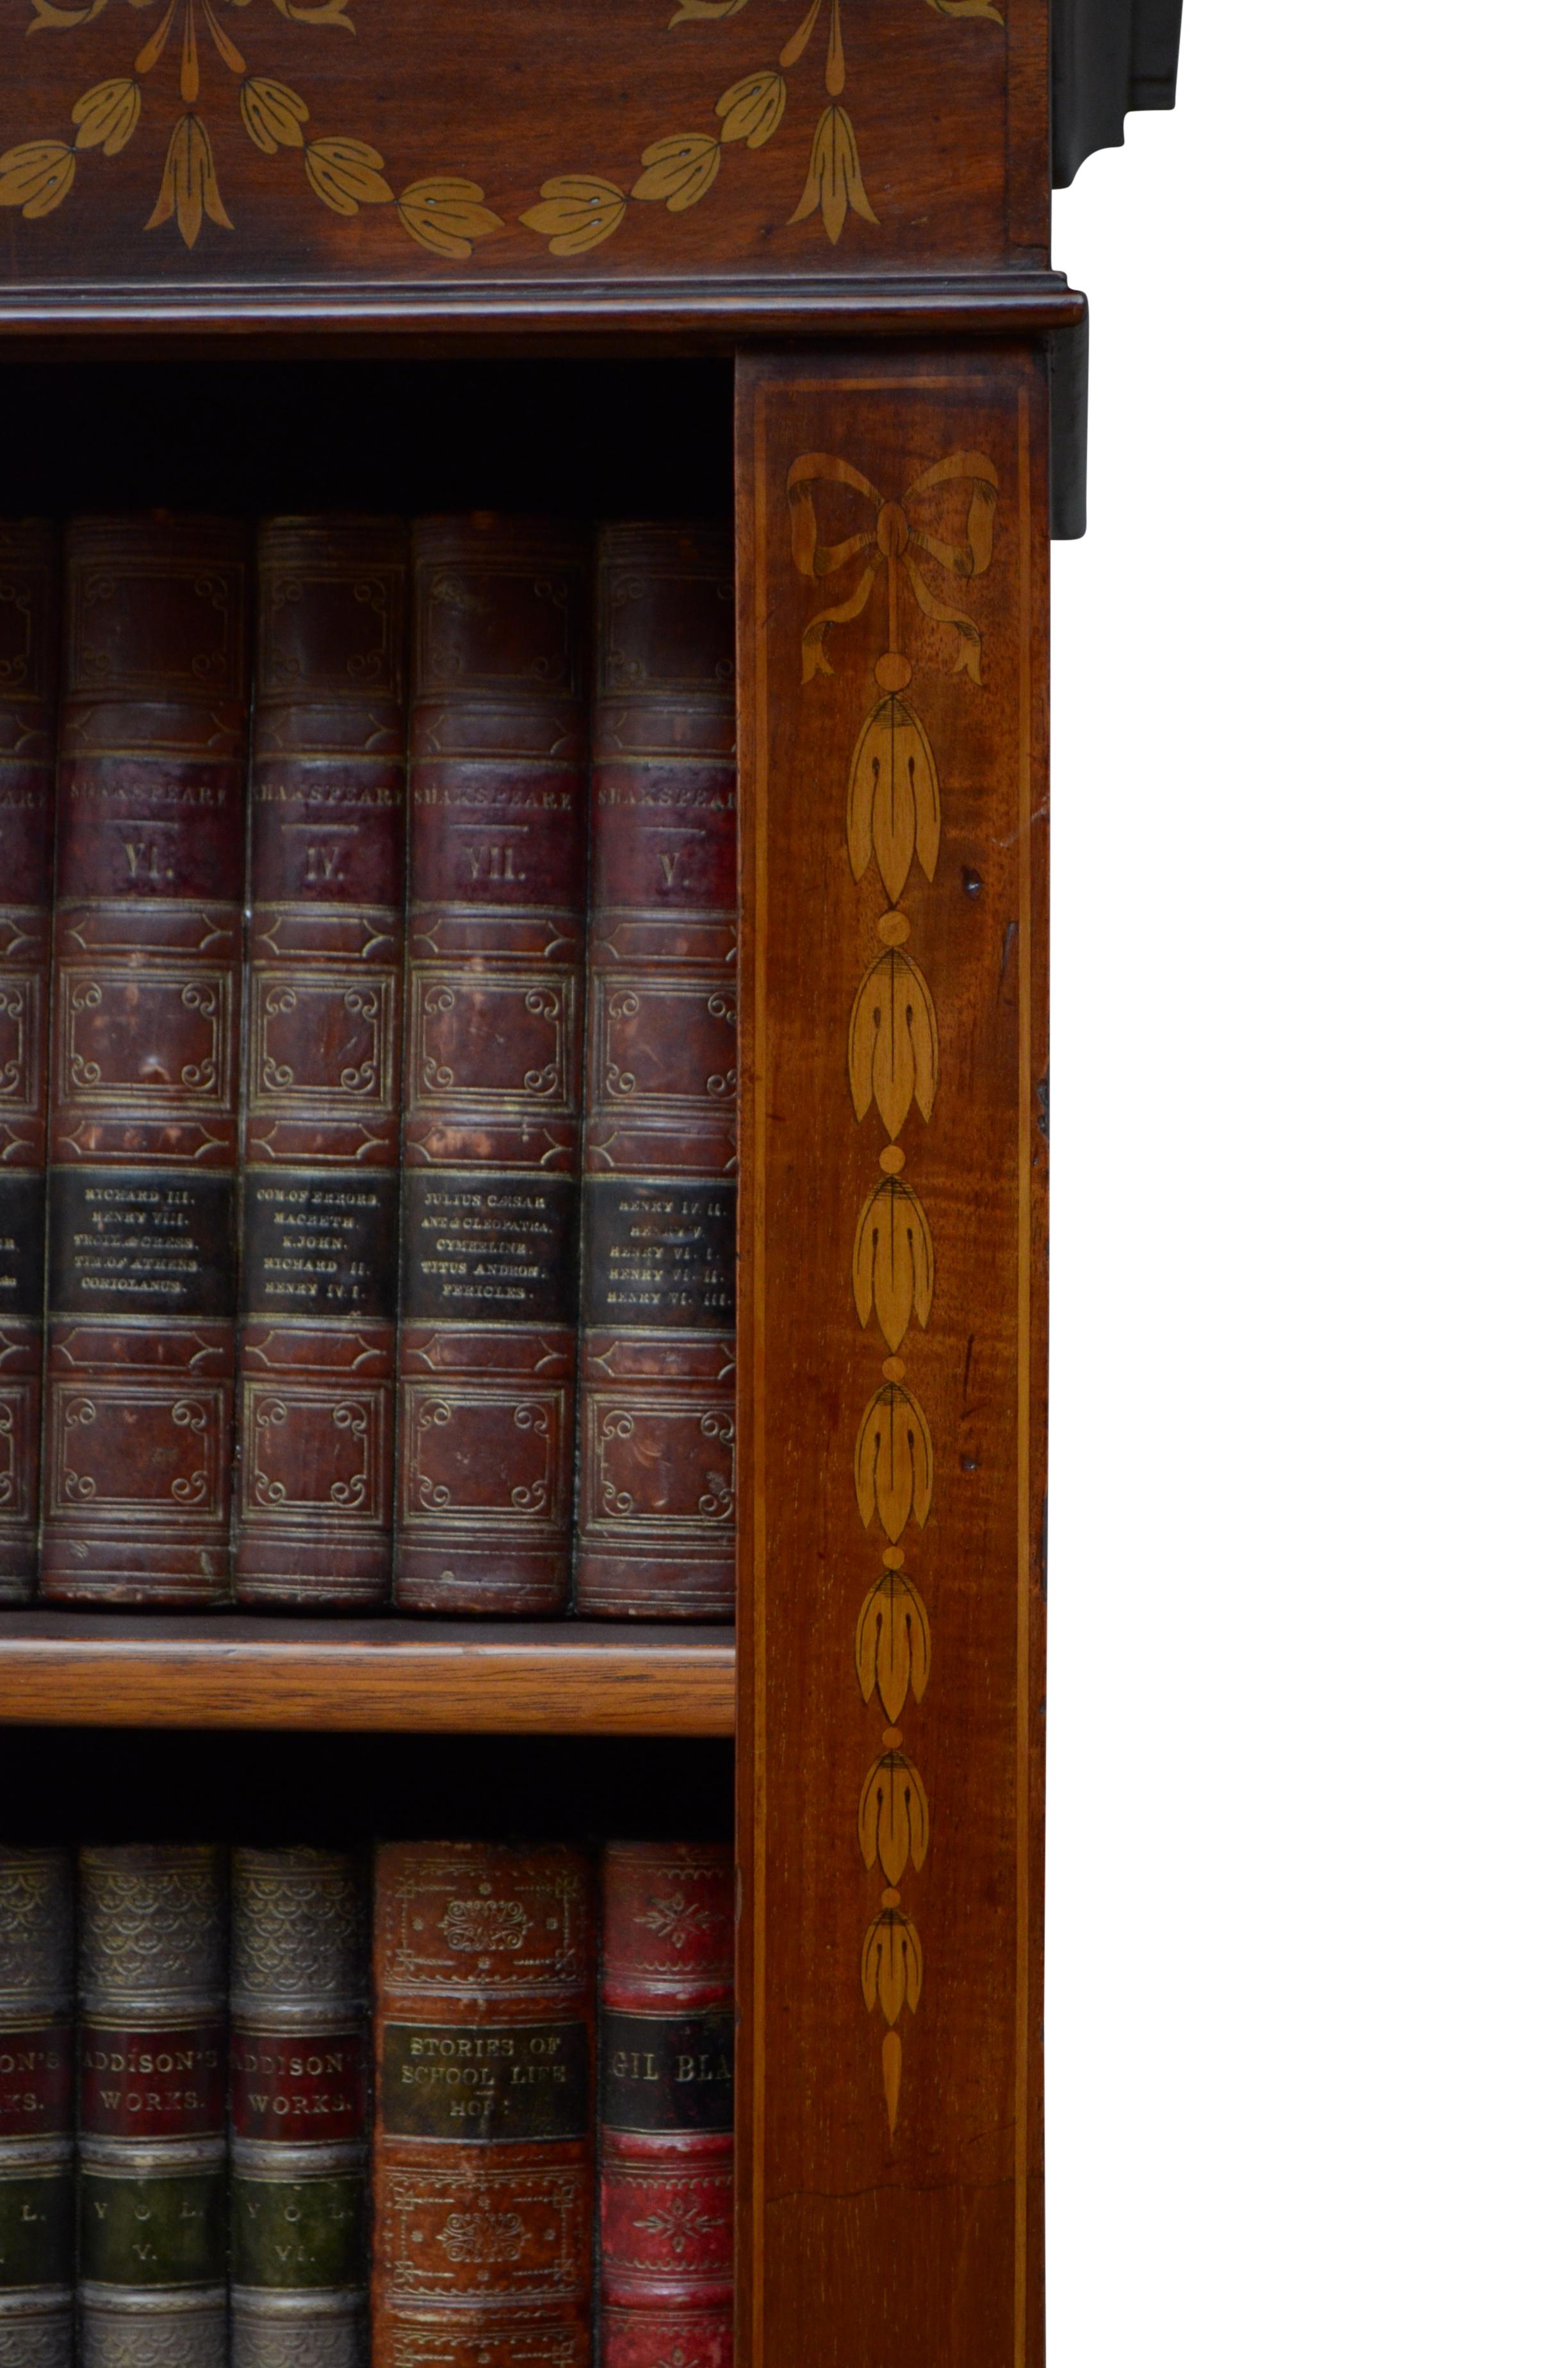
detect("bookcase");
top-left (0, 2), bottom-right (1173, 2356)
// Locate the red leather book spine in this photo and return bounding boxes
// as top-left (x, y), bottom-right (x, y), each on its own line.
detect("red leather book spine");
top-left (230, 1846), bottom-right (370, 2368)
top-left (77, 1844), bottom-right (227, 2368)
top-left (0, 523), bottom-right (58, 1603)
top-left (598, 1845), bottom-right (734, 2368)
top-left (236, 518), bottom-right (408, 1609)
top-left (370, 1841), bottom-right (594, 2368)
top-left (0, 1846), bottom-right (74, 2368)
top-left (576, 525), bottom-right (738, 1620)
top-left (395, 518), bottom-right (590, 1616)
top-left (40, 516), bottom-right (249, 1609)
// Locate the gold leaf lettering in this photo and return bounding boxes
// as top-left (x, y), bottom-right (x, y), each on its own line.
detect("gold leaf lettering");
top-left (861, 1906), bottom-right (924, 2025)
top-left (72, 78), bottom-right (140, 158)
top-left (847, 693), bottom-right (940, 901)
top-left (853, 1383), bottom-right (934, 1540)
top-left (396, 177), bottom-right (503, 259)
top-left (857, 1750), bottom-right (930, 1883)
top-left (521, 176), bottom-right (627, 257)
top-left (715, 69), bottom-right (787, 148)
top-left (239, 76), bottom-right (308, 154)
top-left (848, 948), bottom-right (937, 1137)
top-left (852, 1175), bottom-right (933, 1350)
top-left (0, 140), bottom-right (75, 218)
top-left (788, 103), bottom-right (876, 245)
top-left (632, 133), bottom-right (721, 213)
top-left (854, 1568), bottom-right (932, 1720)
top-left (146, 115), bottom-right (230, 247)
top-left (304, 135), bottom-right (393, 216)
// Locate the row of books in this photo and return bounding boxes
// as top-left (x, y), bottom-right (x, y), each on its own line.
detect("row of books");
top-left (0, 1838), bottom-right (734, 2368)
top-left (0, 516), bottom-right (737, 1623)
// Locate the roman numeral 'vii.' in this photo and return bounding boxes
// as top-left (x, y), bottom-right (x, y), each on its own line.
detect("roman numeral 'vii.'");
top-left (466, 845), bottom-right (519, 883)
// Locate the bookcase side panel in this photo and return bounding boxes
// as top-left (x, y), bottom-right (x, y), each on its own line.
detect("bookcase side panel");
top-left (736, 345), bottom-right (1047, 2368)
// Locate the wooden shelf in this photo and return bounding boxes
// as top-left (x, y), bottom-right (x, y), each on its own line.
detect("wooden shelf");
top-left (0, 1615), bottom-right (735, 1738)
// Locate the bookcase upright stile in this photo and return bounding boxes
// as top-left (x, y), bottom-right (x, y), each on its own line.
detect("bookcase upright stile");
top-left (0, 1), bottom-right (1068, 2353)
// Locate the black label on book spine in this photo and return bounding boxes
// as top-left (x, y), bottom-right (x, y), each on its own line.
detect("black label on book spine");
top-left (0, 1173), bottom-right (46, 1326)
top-left (0, 2169), bottom-right (73, 2289)
top-left (580, 1179), bottom-right (736, 1329)
top-left (231, 2171), bottom-right (364, 2289)
top-left (599, 2009), bottom-right (734, 2134)
top-left (400, 1173), bottom-right (576, 1327)
top-left (49, 1171), bottom-right (235, 1319)
top-left (243, 1173), bottom-right (398, 1322)
top-left (379, 2020), bottom-right (589, 2143)
top-left (78, 2167), bottom-right (226, 2288)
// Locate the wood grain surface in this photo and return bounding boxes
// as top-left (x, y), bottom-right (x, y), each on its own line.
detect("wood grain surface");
top-left (735, 343), bottom-right (1047, 2367)
top-left (0, 1614), bottom-right (736, 1734)
top-left (0, 0), bottom-right (1049, 306)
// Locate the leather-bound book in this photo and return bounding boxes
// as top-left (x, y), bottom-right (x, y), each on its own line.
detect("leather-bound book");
top-left (370, 1841), bottom-right (594, 2368)
top-left (235, 519), bottom-right (408, 1610)
top-left (231, 1848), bottom-right (370, 2368)
top-left (40, 517), bottom-right (250, 1609)
top-left (77, 1845), bottom-right (227, 2368)
top-left (0, 525), bottom-right (59, 1604)
top-left (0, 1848), bottom-right (73, 2368)
top-left (395, 518), bottom-right (591, 1616)
top-left (575, 525), bottom-right (738, 1620)
top-left (598, 1844), bottom-right (734, 2368)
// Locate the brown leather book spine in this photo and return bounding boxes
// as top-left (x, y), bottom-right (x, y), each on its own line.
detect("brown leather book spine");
top-left (0, 1846), bottom-right (74, 2368)
top-left (395, 518), bottom-right (590, 1617)
top-left (0, 524), bottom-right (59, 1604)
top-left (231, 1846), bottom-right (370, 2368)
top-left (236, 518), bottom-right (408, 1610)
top-left (598, 1844), bottom-right (734, 2368)
top-left (575, 525), bottom-right (738, 1620)
top-left (40, 516), bottom-right (249, 1609)
top-left (370, 1841), bottom-right (594, 2368)
top-left (77, 1844), bottom-right (227, 2368)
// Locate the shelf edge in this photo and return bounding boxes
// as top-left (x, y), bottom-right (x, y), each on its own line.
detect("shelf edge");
top-left (0, 1634), bottom-right (736, 1738)
top-left (0, 272), bottom-right (1086, 344)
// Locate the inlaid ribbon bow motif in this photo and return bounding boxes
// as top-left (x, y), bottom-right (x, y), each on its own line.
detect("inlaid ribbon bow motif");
top-left (788, 449), bottom-right (999, 686)
top-left (790, 435), bottom-right (1000, 2139)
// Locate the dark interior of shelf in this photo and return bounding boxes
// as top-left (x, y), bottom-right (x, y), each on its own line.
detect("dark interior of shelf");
top-left (0, 1722), bottom-right (733, 1848)
top-left (0, 1611), bottom-right (735, 1645)
top-left (0, 356), bottom-right (735, 517)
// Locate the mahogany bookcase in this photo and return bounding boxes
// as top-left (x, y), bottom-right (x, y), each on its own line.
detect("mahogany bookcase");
top-left (0, 3), bottom-right (1177, 2357)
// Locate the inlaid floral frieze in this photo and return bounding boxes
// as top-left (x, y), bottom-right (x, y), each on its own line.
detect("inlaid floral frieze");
top-left (0, 0), bottom-right (502, 252)
top-left (0, 0), bottom-right (1003, 263)
top-left (522, 0), bottom-right (1004, 257)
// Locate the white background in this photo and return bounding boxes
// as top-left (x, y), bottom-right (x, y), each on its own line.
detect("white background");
top-left (1047, 1), bottom-right (1568, 2357)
